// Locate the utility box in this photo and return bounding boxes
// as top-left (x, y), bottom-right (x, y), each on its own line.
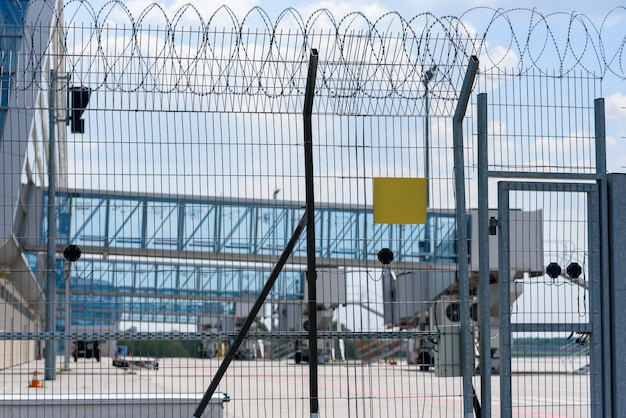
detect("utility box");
top-left (435, 325), bottom-right (464, 377)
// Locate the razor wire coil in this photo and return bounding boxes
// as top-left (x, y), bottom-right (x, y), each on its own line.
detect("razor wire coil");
top-left (2, 1), bottom-right (624, 99)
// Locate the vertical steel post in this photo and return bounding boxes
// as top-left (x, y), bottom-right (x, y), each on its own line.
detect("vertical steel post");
top-left (303, 48), bottom-right (320, 418)
top-left (587, 185), bottom-right (603, 417)
top-left (607, 173), bottom-right (626, 418)
top-left (595, 98), bottom-right (612, 417)
top-left (192, 49), bottom-right (319, 418)
top-left (64, 260), bottom-right (71, 370)
top-left (477, 93), bottom-right (492, 418)
top-left (45, 70), bottom-right (58, 381)
top-left (497, 183), bottom-right (512, 418)
top-left (424, 87), bottom-right (431, 208)
top-left (453, 55), bottom-right (479, 417)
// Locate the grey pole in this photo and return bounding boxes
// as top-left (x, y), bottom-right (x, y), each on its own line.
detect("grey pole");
top-left (608, 173), bottom-right (626, 418)
top-left (45, 70), bottom-right (58, 381)
top-left (477, 92), bottom-right (492, 418)
top-left (271, 188), bottom-right (280, 358)
top-left (64, 260), bottom-right (71, 370)
top-left (497, 183), bottom-right (512, 418)
top-left (595, 98), bottom-right (612, 417)
top-left (452, 55), bottom-right (479, 417)
top-left (423, 65), bottom-right (437, 208)
top-left (425, 88), bottom-right (430, 208)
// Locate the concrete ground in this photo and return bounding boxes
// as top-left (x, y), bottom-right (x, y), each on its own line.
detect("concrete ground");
top-left (0, 355), bottom-right (591, 418)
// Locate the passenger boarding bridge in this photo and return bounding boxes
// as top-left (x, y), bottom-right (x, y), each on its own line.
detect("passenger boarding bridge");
top-left (17, 184), bottom-right (543, 333)
top-left (19, 186), bottom-right (467, 324)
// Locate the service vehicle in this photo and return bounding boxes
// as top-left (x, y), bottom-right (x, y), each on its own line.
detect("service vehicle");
top-left (72, 340), bottom-right (100, 362)
top-left (112, 345), bottom-right (159, 370)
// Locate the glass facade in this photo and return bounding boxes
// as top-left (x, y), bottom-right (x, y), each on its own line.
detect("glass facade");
top-left (0, 1), bottom-right (28, 135)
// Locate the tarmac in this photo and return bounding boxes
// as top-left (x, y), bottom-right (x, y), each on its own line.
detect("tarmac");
top-left (0, 355), bottom-right (591, 418)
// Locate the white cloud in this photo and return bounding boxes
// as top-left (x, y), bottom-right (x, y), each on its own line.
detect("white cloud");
top-left (296, 0), bottom-right (389, 22)
top-left (604, 93), bottom-right (626, 172)
top-left (605, 92), bottom-right (626, 122)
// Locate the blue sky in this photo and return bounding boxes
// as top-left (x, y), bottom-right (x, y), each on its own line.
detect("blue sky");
top-left (69, 1), bottom-right (626, 172)
top-left (115, 0), bottom-right (624, 20)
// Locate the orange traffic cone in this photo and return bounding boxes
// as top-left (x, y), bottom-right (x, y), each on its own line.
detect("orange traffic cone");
top-left (28, 371), bottom-right (43, 388)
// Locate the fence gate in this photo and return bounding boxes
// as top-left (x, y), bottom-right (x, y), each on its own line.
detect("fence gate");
top-left (497, 181), bottom-right (602, 418)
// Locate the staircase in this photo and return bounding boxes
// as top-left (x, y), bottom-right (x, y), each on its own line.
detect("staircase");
top-left (358, 339), bottom-right (404, 364)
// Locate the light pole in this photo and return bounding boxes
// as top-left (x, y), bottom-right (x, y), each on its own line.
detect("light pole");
top-left (272, 188), bottom-right (281, 250)
top-left (62, 245), bottom-right (81, 370)
top-left (423, 65), bottom-right (437, 208)
top-left (271, 188), bottom-right (280, 358)
top-left (45, 70), bottom-right (61, 381)
top-left (45, 72), bottom-right (89, 379)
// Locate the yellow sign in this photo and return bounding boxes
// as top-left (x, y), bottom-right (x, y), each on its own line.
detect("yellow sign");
top-left (373, 177), bottom-right (427, 224)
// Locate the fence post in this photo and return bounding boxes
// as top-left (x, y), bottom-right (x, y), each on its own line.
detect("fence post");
top-left (453, 55), bottom-right (479, 418)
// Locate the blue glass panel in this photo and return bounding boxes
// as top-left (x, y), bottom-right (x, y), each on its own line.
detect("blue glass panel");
top-left (155, 265), bottom-right (177, 294)
top-left (108, 198), bottom-right (144, 248)
top-left (1, 0), bottom-right (27, 157)
top-left (433, 214), bottom-right (457, 262)
top-left (108, 262), bottom-right (135, 291)
top-left (364, 217), bottom-right (395, 259)
top-left (0, 72), bottom-right (9, 104)
top-left (24, 252), bottom-right (38, 270)
top-left (396, 223), bottom-right (428, 261)
top-left (145, 200), bottom-right (179, 249)
top-left (256, 206), bottom-right (278, 254)
top-left (182, 203), bottom-right (218, 251)
top-left (0, 74), bottom-right (9, 134)
top-left (178, 266), bottom-right (197, 295)
top-left (220, 205), bottom-right (253, 252)
top-left (72, 196), bottom-right (108, 246)
top-left (325, 209), bottom-right (362, 258)
top-left (274, 272), bottom-right (305, 299)
top-left (197, 267), bottom-right (225, 296)
top-left (135, 264), bottom-right (156, 291)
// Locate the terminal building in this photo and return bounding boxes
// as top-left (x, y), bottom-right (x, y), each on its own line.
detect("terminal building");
top-left (0, 0), bottom-right (62, 368)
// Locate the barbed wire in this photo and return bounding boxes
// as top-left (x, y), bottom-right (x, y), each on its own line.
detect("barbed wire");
top-left (3, 1), bottom-right (625, 98)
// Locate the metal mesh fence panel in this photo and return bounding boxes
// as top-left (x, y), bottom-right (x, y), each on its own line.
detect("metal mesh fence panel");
top-left (1, 2), bottom-right (622, 417)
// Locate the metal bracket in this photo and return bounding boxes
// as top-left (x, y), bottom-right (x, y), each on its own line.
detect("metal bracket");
top-left (489, 217), bottom-right (498, 236)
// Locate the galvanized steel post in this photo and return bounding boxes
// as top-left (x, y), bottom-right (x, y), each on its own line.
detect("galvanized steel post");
top-left (595, 98), bottom-right (612, 417)
top-left (45, 70), bottom-right (57, 381)
top-left (477, 92), bottom-right (492, 418)
top-left (453, 55), bottom-right (479, 417)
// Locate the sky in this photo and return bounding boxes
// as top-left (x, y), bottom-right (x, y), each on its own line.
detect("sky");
top-left (65, 0), bottom-right (626, 172)
top-left (113, 0), bottom-right (623, 21)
